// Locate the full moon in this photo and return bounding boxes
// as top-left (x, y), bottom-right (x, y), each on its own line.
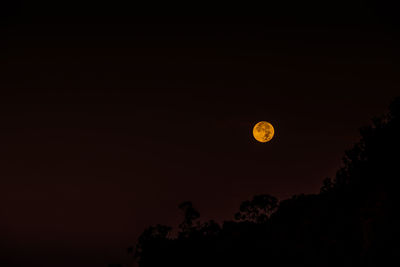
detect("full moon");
top-left (253, 121), bottom-right (275, 143)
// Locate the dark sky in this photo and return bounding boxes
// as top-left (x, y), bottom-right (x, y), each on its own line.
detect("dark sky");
top-left (1, 1), bottom-right (400, 267)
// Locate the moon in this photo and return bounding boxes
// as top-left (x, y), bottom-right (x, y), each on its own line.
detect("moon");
top-left (253, 121), bottom-right (275, 143)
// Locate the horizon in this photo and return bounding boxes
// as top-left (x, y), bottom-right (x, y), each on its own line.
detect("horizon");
top-left (1, 2), bottom-right (400, 267)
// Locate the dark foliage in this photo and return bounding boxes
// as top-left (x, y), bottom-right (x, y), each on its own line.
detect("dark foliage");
top-left (133, 97), bottom-right (400, 267)
top-left (234, 194), bottom-right (278, 223)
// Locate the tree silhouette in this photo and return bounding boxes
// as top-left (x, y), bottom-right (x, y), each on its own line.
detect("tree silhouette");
top-left (234, 194), bottom-right (278, 223)
top-left (132, 97), bottom-right (400, 267)
top-left (327, 97), bottom-right (400, 266)
top-left (134, 224), bottom-right (172, 266)
top-left (177, 201), bottom-right (200, 236)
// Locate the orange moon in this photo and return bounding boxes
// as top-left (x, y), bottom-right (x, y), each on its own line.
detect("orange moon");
top-left (253, 121), bottom-right (275, 143)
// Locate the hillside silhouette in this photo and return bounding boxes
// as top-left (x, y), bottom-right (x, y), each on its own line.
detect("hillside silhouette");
top-left (132, 97), bottom-right (400, 267)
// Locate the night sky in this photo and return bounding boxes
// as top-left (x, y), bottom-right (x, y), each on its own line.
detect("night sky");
top-left (1, 2), bottom-right (400, 267)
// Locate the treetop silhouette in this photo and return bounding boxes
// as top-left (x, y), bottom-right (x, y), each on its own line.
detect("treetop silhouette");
top-left (133, 97), bottom-right (400, 267)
